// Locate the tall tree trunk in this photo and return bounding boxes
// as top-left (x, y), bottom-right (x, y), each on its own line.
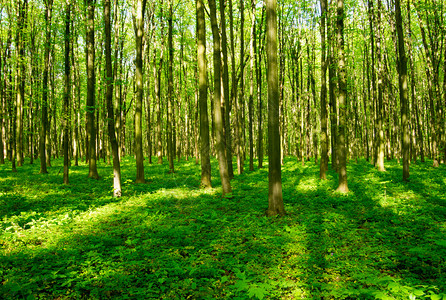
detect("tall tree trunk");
top-left (336, 0), bottom-right (348, 193)
top-left (105, 0), bottom-right (122, 196)
top-left (236, 0), bottom-right (245, 175)
top-left (196, 0), bottom-right (211, 188)
top-left (63, 0), bottom-right (71, 184)
top-left (86, 0), bottom-right (99, 179)
top-left (376, 0), bottom-right (385, 171)
top-left (319, 0), bottom-right (328, 179)
top-left (395, 0), bottom-right (409, 181)
top-left (0, 41), bottom-right (3, 164)
top-left (16, 0), bottom-right (28, 167)
top-left (256, 4), bottom-right (265, 169)
top-left (266, 0), bottom-right (285, 216)
top-left (328, 11), bottom-right (338, 171)
top-left (219, 0), bottom-right (234, 178)
top-left (132, 0), bottom-right (147, 182)
top-left (208, 0), bottom-right (232, 196)
top-left (248, 0), bottom-right (255, 171)
top-left (229, 0), bottom-right (240, 170)
top-left (155, 46), bottom-right (163, 164)
top-left (167, 0), bottom-right (175, 173)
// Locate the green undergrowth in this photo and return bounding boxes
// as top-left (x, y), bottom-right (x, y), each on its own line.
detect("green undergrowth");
top-left (1, 156), bottom-right (445, 299)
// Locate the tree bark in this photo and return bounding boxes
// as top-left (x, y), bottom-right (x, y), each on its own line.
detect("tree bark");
top-left (208, 0), bottom-right (232, 196)
top-left (16, 0), bottom-right (28, 167)
top-left (167, 0), bottom-right (175, 173)
top-left (248, 0), bottom-right (255, 171)
top-left (63, 0), bottom-right (71, 184)
top-left (132, 0), bottom-right (147, 183)
top-left (335, 0), bottom-right (348, 193)
top-left (395, 0), bottom-right (409, 181)
top-left (196, 0), bottom-right (211, 188)
top-left (319, 0), bottom-right (328, 179)
top-left (219, 0), bottom-right (234, 178)
top-left (104, 0), bottom-right (122, 196)
top-left (266, 0), bottom-right (285, 216)
top-left (376, 0), bottom-right (385, 171)
top-left (86, 0), bottom-right (99, 179)
top-left (256, 5), bottom-right (265, 169)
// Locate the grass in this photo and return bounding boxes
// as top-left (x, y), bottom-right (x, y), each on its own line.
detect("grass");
top-left (1, 155), bottom-right (445, 299)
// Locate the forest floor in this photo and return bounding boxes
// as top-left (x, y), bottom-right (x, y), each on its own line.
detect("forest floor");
top-left (1, 156), bottom-right (445, 299)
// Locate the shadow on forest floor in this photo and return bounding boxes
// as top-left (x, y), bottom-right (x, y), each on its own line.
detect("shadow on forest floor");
top-left (0, 156), bottom-right (445, 299)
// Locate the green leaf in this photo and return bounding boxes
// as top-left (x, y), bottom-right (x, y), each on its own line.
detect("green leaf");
top-left (248, 285), bottom-right (267, 299)
top-left (434, 240), bottom-right (446, 247)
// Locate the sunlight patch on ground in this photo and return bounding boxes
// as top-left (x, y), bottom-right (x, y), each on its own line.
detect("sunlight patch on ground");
top-left (295, 177), bottom-right (318, 192)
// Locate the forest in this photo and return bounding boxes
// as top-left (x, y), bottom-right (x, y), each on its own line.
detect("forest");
top-left (0, 0), bottom-right (446, 298)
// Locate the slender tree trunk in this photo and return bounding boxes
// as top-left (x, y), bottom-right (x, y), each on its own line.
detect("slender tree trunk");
top-left (194, 64), bottom-right (199, 165)
top-left (155, 46), bottom-right (163, 164)
top-left (208, 0), bottom-right (232, 195)
top-left (248, 0), bottom-right (256, 171)
top-left (376, 0), bottom-right (385, 171)
top-left (63, 0), bottom-right (71, 184)
top-left (0, 44), bottom-right (3, 164)
top-left (104, 0), bottom-right (122, 196)
top-left (336, 0), bottom-right (348, 193)
top-left (394, 0), bottom-right (409, 181)
top-left (16, 0), bottom-right (28, 167)
top-left (196, 0), bottom-right (211, 188)
top-left (256, 5), bottom-right (265, 169)
top-left (236, 0), bottom-right (245, 175)
top-left (132, 0), bottom-right (147, 182)
top-left (86, 0), bottom-right (99, 178)
top-left (266, 0), bottom-right (285, 216)
top-left (319, 0), bottom-right (328, 179)
top-left (219, 0), bottom-right (234, 178)
top-left (167, 0), bottom-right (175, 173)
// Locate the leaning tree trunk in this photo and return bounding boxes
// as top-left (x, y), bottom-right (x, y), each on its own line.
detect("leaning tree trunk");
top-left (266, 0), bottom-right (285, 216)
top-left (208, 0), bottom-right (232, 196)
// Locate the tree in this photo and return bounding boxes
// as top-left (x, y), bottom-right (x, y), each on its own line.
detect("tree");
top-left (335, 0), bottom-right (348, 193)
top-left (266, 0), bottom-right (285, 216)
top-left (105, 0), bottom-right (122, 196)
top-left (319, 0), bottom-right (328, 179)
top-left (132, 0), bottom-right (147, 183)
top-left (167, 0), bottom-right (175, 173)
top-left (219, 0), bottom-right (234, 179)
top-left (196, 0), bottom-right (211, 188)
top-left (63, 0), bottom-right (71, 184)
top-left (394, 0), bottom-right (409, 181)
top-left (86, 0), bottom-right (99, 179)
top-left (236, 0), bottom-right (245, 175)
top-left (248, 0), bottom-right (255, 172)
top-left (375, 0), bottom-right (385, 172)
top-left (208, 0), bottom-right (232, 196)
top-left (15, 0), bottom-right (28, 167)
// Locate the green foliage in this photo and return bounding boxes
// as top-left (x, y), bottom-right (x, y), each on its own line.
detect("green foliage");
top-left (0, 157), bottom-right (445, 299)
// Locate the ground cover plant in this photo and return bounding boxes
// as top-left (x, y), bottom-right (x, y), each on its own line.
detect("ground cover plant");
top-left (1, 157), bottom-right (446, 299)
